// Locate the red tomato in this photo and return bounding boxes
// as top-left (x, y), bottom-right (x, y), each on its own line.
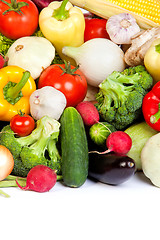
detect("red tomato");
top-left (84, 18), bottom-right (110, 42)
top-left (10, 113), bottom-right (35, 137)
top-left (0, 0), bottom-right (39, 39)
top-left (38, 64), bottom-right (88, 107)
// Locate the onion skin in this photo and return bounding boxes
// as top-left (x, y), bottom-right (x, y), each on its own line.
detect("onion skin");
top-left (0, 145), bottom-right (14, 181)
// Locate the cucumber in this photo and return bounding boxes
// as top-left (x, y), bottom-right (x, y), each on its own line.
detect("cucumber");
top-left (89, 122), bottom-right (116, 146)
top-left (60, 107), bottom-right (88, 187)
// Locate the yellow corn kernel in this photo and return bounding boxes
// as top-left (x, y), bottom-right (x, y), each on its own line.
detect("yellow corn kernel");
top-left (108, 0), bottom-right (160, 25)
top-left (69, 0), bottom-right (160, 29)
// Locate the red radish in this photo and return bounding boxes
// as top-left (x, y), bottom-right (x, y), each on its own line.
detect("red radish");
top-left (90, 131), bottom-right (132, 155)
top-left (101, 131), bottom-right (132, 155)
top-left (76, 101), bottom-right (100, 126)
top-left (0, 54), bottom-right (5, 69)
top-left (16, 165), bottom-right (57, 192)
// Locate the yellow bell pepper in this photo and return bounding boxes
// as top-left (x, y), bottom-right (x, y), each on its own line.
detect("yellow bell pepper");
top-left (0, 65), bottom-right (36, 121)
top-left (39, 0), bottom-right (85, 65)
top-left (144, 39), bottom-right (160, 84)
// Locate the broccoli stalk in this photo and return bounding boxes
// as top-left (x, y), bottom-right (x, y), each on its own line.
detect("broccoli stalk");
top-left (47, 138), bottom-right (62, 175)
top-left (96, 65), bottom-right (153, 130)
top-left (20, 116), bottom-right (61, 169)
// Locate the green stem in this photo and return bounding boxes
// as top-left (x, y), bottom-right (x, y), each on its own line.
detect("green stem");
top-left (150, 103), bottom-right (160, 124)
top-left (0, 189), bottom-right (10, 198)
top-left (155, 44), bottom-right (160, 54)
top-left (57, 175), bottom-right (63, 181)
top-left (3, 71), bottom-right (30, 105)
top-left (52, 0), bottom-right (69, 20)
top-left (59, 60), bottom-right (79, 76)
top-left (5, 175), bottom-right (26, 181)
top-left (1, 0), bottom-right (29, 15)
top-left (0, 179), bottom-right (26, 188)
top-left (7, 71), bottom-right (30, 99)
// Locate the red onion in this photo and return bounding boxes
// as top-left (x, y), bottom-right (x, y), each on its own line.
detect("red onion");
top-left (31, 0), bottom-right (60, 11)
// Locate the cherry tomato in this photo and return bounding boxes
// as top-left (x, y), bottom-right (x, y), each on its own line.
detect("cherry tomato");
top-left (10, 113), bottom-right (35, 137)
top-left (84, 18), bottom-right (110, 42)
top-left (38, 63), bottom-right (88, 107)
top-left (0, 145), bottom-right (14, 181)
top-left (0, 0), bottom-right (39, 39)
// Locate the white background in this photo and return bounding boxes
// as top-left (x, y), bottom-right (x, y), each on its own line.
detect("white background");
top-left (1, 7), bottom-right (159, 240)
top-left (1, 172), bottom-right (160, 240)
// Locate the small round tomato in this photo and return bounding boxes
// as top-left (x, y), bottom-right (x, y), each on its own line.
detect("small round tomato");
top-left (0, 0), bottom-right (39, 39)
top-left (38, 63), bottom-right (88, 107)
top-left (10, 113), bottom-right (35, 137)
top-left (84, 18), bottom-right (110, 42)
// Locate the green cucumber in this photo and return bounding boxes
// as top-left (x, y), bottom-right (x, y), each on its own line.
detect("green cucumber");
top-left (89, 122), bottom-right (116, 146)
top-left (60, 107), bottom-right (88, 187)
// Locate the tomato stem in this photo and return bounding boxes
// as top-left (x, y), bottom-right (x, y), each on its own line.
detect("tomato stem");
top-left (52, 0), bottom-right (69, 21)
top-left (59, 60), bottom-right (80, 76)
top-left (1, 0), bottom-right (29, 15)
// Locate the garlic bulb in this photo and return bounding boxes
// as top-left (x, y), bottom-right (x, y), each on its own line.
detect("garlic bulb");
top-left (106, 13), bottom-right (140, 45)
top-left (29, 86), bottom-right (67, 120)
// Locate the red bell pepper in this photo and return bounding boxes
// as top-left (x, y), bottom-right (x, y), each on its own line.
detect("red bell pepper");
top-left (142, 81), bottom-right (160, 131)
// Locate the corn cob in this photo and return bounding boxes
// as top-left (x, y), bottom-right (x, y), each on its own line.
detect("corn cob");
top-left (69, 0), bottom-right (160, 29)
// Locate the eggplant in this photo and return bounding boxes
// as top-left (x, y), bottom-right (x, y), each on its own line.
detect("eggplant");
top-left (88, 152), bottom-right (135, 185)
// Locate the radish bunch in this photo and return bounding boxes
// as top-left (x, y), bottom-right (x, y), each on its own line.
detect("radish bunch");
top-left (76, 101), bottom-right (132, 155)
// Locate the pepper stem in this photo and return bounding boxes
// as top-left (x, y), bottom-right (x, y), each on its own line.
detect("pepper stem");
top-left (3, 71), bottom-right (30, 105)
top-left (150, 103), bottom-right (160, 124)
top-left (52, 0), bottom-right (69, 20)
top-left (7, 71), bottom-right (30, 99)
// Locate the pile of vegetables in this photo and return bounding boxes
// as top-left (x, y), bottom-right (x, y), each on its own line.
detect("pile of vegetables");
top-left (1, 0), bottom-right (160, 197)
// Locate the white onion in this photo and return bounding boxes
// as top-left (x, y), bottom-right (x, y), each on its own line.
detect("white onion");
top-left (62, 38), bottom-right (126, 87)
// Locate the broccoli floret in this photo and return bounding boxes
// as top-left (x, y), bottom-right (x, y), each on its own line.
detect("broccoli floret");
top-left (11, 157), bottom-right (30, 178)
top-left (0, 33), bottom-right (15, 55)
top-left (0, 116), bottom-right (62, 177)
top-left (0, 125), bottom-right (30, 177)
top-left (96, 65), bottom-right (153, 130)
top-left (0, 125), bottom-right (22, 158)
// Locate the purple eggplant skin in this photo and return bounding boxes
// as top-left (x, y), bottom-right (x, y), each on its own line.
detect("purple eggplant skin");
top-left (88, 152), bottom-right (136, 185)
